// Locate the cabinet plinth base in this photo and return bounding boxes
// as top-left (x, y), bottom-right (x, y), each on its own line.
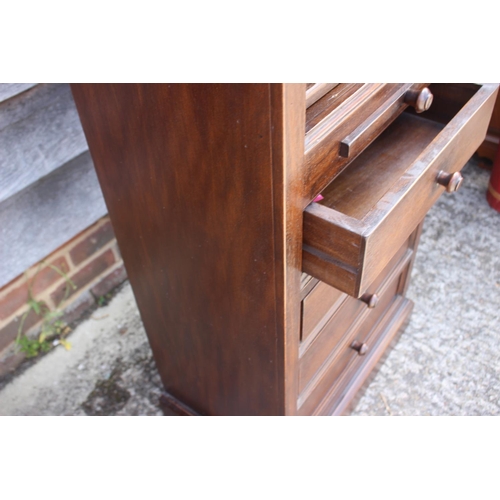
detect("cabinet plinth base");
top-left (159, 391), bottom-right (201, 416)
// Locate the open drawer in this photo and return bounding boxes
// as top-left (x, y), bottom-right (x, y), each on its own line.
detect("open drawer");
top-left (303, 83), bottom-right (430, 201)
top-left (303, 83), bottom-right (499, 298)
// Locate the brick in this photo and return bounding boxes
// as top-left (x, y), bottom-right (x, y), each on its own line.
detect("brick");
top-left (0, 274), bottom-right (23, 294)
top-left (91, 264), bottom-right (128, 298)
top-left (0, 257), bottom-right (70, 321)
top-left (31, 256), bottom-right (70, 297)
top-left (0, 306), bottom-right (44, 353)
top-left (62, 290), bottom-right (95, 325)
top-left (113, 242), bottom-right (122, 259)
top-left (70, 220), bottom-right (115, 266)
top-left (0, 282), bottom-right (29, 321)
top-left (0, 352), bottom-right (25, 379)
top-left (51, 249), bottom-right (116, 305)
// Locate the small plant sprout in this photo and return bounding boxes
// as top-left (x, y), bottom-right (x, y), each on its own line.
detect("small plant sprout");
top-left (16, 262), bottom-right (76, 358)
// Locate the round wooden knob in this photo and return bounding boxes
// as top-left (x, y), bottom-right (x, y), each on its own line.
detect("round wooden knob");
top-left (436, 171), bottom-right (463, 193)
top-left (360, 293), bottom-right (379, 308)
top-left (351, 340), bottom-right (368, 356)
top-left (405, 87), bottom-right (434, 113)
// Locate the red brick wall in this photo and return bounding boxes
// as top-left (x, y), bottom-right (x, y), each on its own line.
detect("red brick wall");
top-left (0, 216), bottom-right (127, 378)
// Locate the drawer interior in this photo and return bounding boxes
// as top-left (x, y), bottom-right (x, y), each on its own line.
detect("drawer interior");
top-left (319, 112), bottom-right (443, 220)
top-left (303, 83), bottom-right (498, 297)
top-left (319, 83), bottom-right (481, 221)
top-left (303, 83), bottom-right (428, 202)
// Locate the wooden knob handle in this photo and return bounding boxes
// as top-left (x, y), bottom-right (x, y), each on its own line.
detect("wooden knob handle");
top-left (405, 87), bottom-right (434, 113)
top-left (351, 340), bottom-right (368, 356)
top-left (436, 171), bottom-right (463, 193)
top-left (360, 293), bottom-right (379, 308)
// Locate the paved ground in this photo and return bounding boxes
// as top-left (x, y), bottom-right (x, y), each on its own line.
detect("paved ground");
top-left (352, 159), bottom-right (500, 415)
top-left (0, 159), bottom-right (499, 416)
top-left (0, 284), bottom-right (163, 415)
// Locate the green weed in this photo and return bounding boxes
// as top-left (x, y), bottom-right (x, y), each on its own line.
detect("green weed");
top-left (16, 262), bottom-right (76, 358)
top-left (96, 293), bottom-right (112, 307)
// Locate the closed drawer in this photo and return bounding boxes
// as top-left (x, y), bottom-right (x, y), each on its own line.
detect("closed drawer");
top-left (303, 83), bottom-right (499, 298)
top-left (297, 240), bottom-right (413, 412)
top-left (305, 83), bottom-right (340, 108)
top-left (300, 227), bottom-right (413, 346)
top-left (301, 281), bottom-right (345, 342)
top-left (303, 83), bottom-right (429, 201)
top-left (316, 295), bottom-right (414, 416)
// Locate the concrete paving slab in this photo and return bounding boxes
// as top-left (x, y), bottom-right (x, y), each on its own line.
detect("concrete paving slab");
top-left (0, 285), bottom-right (162, 416)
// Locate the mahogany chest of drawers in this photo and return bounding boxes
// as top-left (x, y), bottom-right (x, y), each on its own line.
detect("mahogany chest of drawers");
top-left (71, 83), bottom-right (498, 415)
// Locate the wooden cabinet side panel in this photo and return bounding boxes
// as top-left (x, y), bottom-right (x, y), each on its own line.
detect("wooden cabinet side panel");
top-left (270, 84), bottom-right (306, 415)
top-left (71, 84), bottom-right (285, 415)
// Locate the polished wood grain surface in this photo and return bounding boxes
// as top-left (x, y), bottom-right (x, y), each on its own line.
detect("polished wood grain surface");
top-left (308, 223), bottom-right (420, 416)
top-left (305, 83), bottom-right (340, 109)
top-left (71, 84), bottom-right (305, 415)
top-left (298, 273), bottom-right (411, 415)
top-left (301, 280), bottom-right (344, 342)
top-left (298, 233), bottom-right (414, 408)
top-left (303, 84), bottom-right (431, 203)
top-left (159, 390), bottom-right (200, 416)
top-left (71, 83), bottom-right (495, 416)
top-left (323, 297), bottom-right (414, 416)
top-left (303, 83), bottom-right (499, 297)
top-left (300, 272), bottom-right (318, 300)
top-left (305, 83), bottom-right (366, 133)
top-left (322, 113), bottom-right (442, 220)
top-left (339, 83), bottom-right (421, 159)
top-left (304, 84), bottom-right (403, 201)
top-left (269, 83), bottom-right (306, 415)
top-left (359, 83), bottom-right (498, 291)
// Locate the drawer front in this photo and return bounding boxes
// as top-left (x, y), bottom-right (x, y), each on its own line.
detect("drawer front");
top-left (301, 281), bottom-right (345, 342)
top-left (303, 83), bottom-right (499, 298)
top-left (300, 230), bottom-right (412, 347)
top-left (297, 241), bottom-right (413, 413)
top-left (299, 295), bottom-right (365, 394)
top-left (306, 83), bottom-right (340, 108)
top-left (303, 83), bottom-right (428, 201)
top-left (316, 294), bottom-right (414, 416)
